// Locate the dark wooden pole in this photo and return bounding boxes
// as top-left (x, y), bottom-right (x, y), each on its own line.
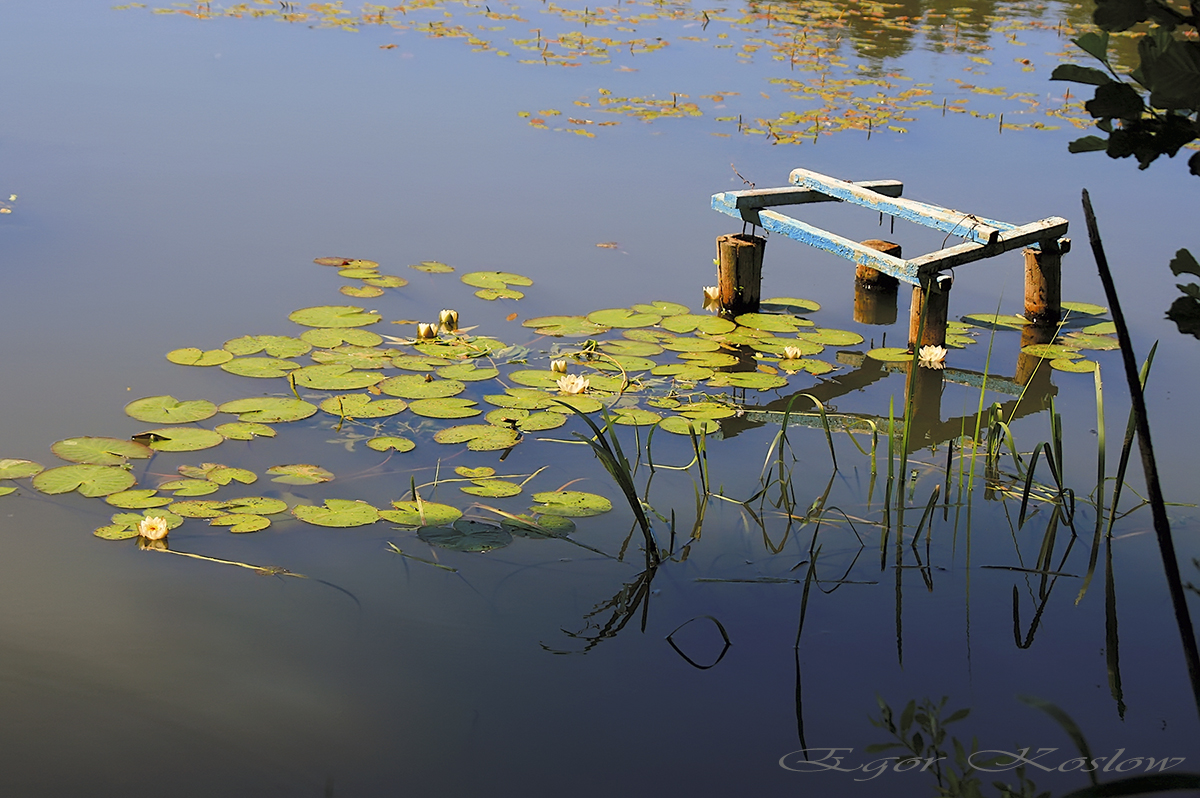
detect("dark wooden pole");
top-left (854, 240), bottom-right (900, 325)
top-left (716, 233), bottom-right (765, 315)
top-left (1023, 241), bottom-right (1062, 325)
top-left (908, 274), bottom-right (952, 349)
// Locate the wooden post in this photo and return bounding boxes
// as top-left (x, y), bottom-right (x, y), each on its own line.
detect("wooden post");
top-left (716, 233), bottom-right (765, 315)
top-left (904, 364), bottom-right (945, 447)
top-left (1015, 322), bottom-right (1057, 386)
top-left (908, 274), bottom-right (953, 349)
top-left (1024, 241), bottom-right (1062, 325)
top-left (855, 239), bottom-right (900, 325)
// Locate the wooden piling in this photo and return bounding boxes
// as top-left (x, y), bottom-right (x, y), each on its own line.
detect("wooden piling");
top-left (1015, 322), bottom-right (1057, 386)
top-left (1023, 241), bottom-right (1062, 325)
top-left (854, 239), bottom-right (901, 325)
top-left (908, 274), bottom-right (953, 349)
top-left (716, 233), bottom-right (766, 315)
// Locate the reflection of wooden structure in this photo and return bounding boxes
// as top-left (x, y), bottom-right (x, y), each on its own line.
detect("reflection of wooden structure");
top-left (710, 168), bottom-right (1071, 340)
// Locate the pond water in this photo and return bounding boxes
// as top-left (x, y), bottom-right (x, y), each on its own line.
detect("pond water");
top-left (1, 1), bottom-right (1198, 795)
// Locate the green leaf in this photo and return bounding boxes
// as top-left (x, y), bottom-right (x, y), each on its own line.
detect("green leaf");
top-left (502, 514), bottom-right (576, 538)
top-left (508, 369), bottom-right (562, 388)
top-left (158, 478), bottom-right (220, 497)
top-left (553, 394), bottom-right (605, 413)
top-left (677, 351), bottom-right (739, 367)
top-left (93, 510), bottom-right (183, 540)
top-left (168, 500), bottom-right (228, 518)
top-left (586, 308), bottom-right (662, 328)
top-left (0, 486), bottom-right (17, 497)
top-left (1061, 301), bottom-right (1108, 315)
top-left (599, 339), bottom-right (664, 357)
top-left (391, 353), bottom-right (452, 371)
top-left (291, 364), bottom-right (384, 391)
top-left (796, 328), bottom-right (863, 346)
top-left (141, 428), bottom-right (226, 453)
top-left (292, 499), bottom-right (379, 527)
top-left (658, 416), bottom-right (720, 435)
top-left (409, 398), bottom-right (482, 419)
top-left (378, 375), bottom-right (466, 399)
top-left (435, 363), bottom-right (500, 381)
top-left (288, 305), bottom-right (380, 328)
top-left (210, 514), bottom-right (272, 533)
top-left (522, 315), bottom-right (609, 336)
top-left (215, 422), bottom-right (276, 440)
top-left (474, 287), bottom-right (525, 300)
top-left (410, 260), bottom-right (455, 273)
top-left (1074, 31), bottom-right (1111, 63)
top-left (1061, 333), bottom-right (1120, 350)
top-left (379, 500), bottom-right (462, 527)
top-left (418, 520), bottom-right (513, 552)
top-left (340, 285), bottom-right (384, 299)
top-left (780, 358), bottom-right (834, 375)
top-left (761, 296), bottom-right (821, 313)
top-left (734, 313), bottom-right (810, 332)
top-left (661, 314), bottom-right (736, 334)
top-left (1050, 64), bottom-right (1115, 86)
top-left (50, 437), bottom-right (153, 465)
top-left (223, 334), bottom-right (311, 358)
top-left (33, 464), bottom-right (136, 497)
top-left (220, 496), bottom-right (288, 515)
top-left (530, 490), bottom-right (613, 517)
top-left (310, 345), bottom-right (394, 369)
top-left (105, 489), bottom-right (172, 509)
top-left (612, 408), bottom-right (663, 426)
top-left (318, 394), bottom-right (407, 418)
top-left (0, 458), bottom-right (43, 479)
top-left (166, 347), bottom-right (233, 366)
top-left (363, 274), bottom-right (407, 288)
top-left (461, 479), bottom-right (523, 497)
top-left (218, 397), bottom-right (318, 423)
top-left (962, 313), bottom-right (1029, 329)
top-left (1085, 81), bottom-right (1145, 119)
top-left (367, 436), bottom-right (416, 452)
top-left (651, 364), bottom-right (715, 381)
top-left (220, 357), bottom-right (300, 378)
top-left (679, 402), bottom-right (738, 420)
top-left (455, 466), bottom-right (496, 478)
top-left (661, 336), bottom-right (721, 353)
top-left (267, 464), bottom-right (334, 484)
top-left (433, 424), bottom-right (521, 451)
top-left (124, 395), bottom-right (218, 424)
top-left (1051, 358), bottom-right (1099, 372)
top-left (632, 300), bottom-right (689, 315)
top-left (1169, 248), bottom-right (1200, 279)
top-left (1069, 135), bottom-right (1109, 153)
top-left (300, 328), bottom-right (383, 348)
top-left (461, 270), bottom-right (533, 289)
top-left (706, 371), bottom-right (788, 390)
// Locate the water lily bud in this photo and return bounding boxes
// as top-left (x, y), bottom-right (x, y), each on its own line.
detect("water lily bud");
top-left (138, 516), bottom-right (169, 541)
top-left (439, 309), bottom-right (459, 332)
top-left (550, 359), bottom-right (568, 374)
top-left (417, 322), bottom-right (438, 340)
top-left (783, 345), bottom-right (803, 361)
top-left (556, 374), bottom-right (589, 395)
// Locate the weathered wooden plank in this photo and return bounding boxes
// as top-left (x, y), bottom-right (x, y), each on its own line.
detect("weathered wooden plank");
top-left (711, 179), bottom-right (902, 225)
top-left (906, 217), bottom-right (1070, 275)
top-left (756, 209), bottom-right (920, 285)
top-left (790, 167), bottom-right (1004, 246)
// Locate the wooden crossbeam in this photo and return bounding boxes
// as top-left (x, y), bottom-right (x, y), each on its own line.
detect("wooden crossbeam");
top-left (711, 179), bottom-right (903, 225)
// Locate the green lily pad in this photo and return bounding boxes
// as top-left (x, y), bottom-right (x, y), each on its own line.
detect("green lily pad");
top-left (1062, 333), bottom-right (1120, 351)
top-left (314, 257), bottom-right (352, 267)
top-left (612, 408), bottom-right (663, 426)
top-left (0, 458), bottom-right (43, 479)
top-left (300, 328), bottom-right (384, 348)
top-left (758, 339), bottom-right (825, 358)
top-left (33, 465), bottom-right (136, 497)
top-left (168, 500), bottom-right (228, 518)
top-left (485, 393), bottom-right (552, 410)
top-left (433, 424), bottom-right (521, 451)
top-left (679, 402), bottom-right (738, 420)
top-left (292, 499), bottom-right (380, 528)
top-left (761, 297), bottom-right (821, 313)
top-left (661, 314), bottom-right (735, 334)
top-left (584, 374), bottom-right (631, 393)
top-left (623, 329), bottom-right (678, 343)
top-left (706, 371), bottom-right (788, 390)
top-left (1081, 321), bottom-right (1117, 335)
top-left (167, 348), bottom-right (234, 366)
top-left (661, 337), bottom-right (721, 353)
top-left (631, 300), bottom-right (689, 316)
top-left (592, 355), bottom-right (657, 372)
top-left (105, 489), bottom-right (172, 509)
top-left (1051, 358), bottom-right (1099, 373)
top-left (474, 287), bottom-right (525, 301)
top-left (599, 340), bottom-right (664, 357)
top-left (378, 375), bottom-right (465, 399)
top-left (410, 261), bottom-right (455, 273)
top-left (50, 437), bottom-right (153, 465)
top-left (2, 484), bottom-right (23, 495)
top-left (866, 347), bottom-right (915, 362)
top-left (177, 464), bottom-right (257, 485)
top-left (210, 514), bottom-right (272, 533)
top-left (1021, 344), bottom-right (1081, 359)
top-left (224, 335), bottom-right (312, 358)
top-left (220, 357), bottom-right (301, 379)
top-left (678, 351), bottom-right (740, 368)
top-left (418, 520), bottom-right (513, 552)
top-left (530, 490), bottom-right (612, 518)
top-left (220, 497), bottom-right (289, 515)
top-left (780, 358), bottom-right (835, 375)
top-left (216, 422), bottom-right (276, 440)
top-left (734, 313), bottom-right (808, 333)
top-left (141, 428), bottom-right (226, 453)
top-left (508, 370), bottom-right (563, 389)
top-left (705, 329), bottom-right (769, 347)
top-left (288, 305), bottom-right (380, 328)
top-left (218, 397), bottom-right (319, 423)
top-left (647, 397), bottom-right (681, 409)
top-left (367, 436), bottom-right (416, 453)
top-left (502, 514), bottom-right (577, 538)
top-left (93, 510), bottom-right (183, 540)
top-left (318, 394), bottom-right (407, 418)
top-left (362, 274), bottom-right (408, 288)
top-left (651, 364), bottom-right (715, 382)
top-left (435, 363), bottom-right (500, 381)
top-left (379, 500), bottom-right (462, 527)
top-left (522, 315), bottom-right (610, 337)
top-left (409, 398), bottom-right (481, 419)
top-left (416, 337), bottom-right (507, 358)
top-left (659, 416), bottom-right (720, 435)
top-left (456, 466), bottom-right (496, 478)
top-left (945, 334), bottom-right (977, 348)
top-left (267, 464), bottom-right (334, 485)
top-left (336, 267), bottom-right (380, 279)
top-left (460, 479), bottom-right (523, 498)
top-left (962, 313), bottom-right (1029, 329)
top-left (586, 308), bottom-right (662, 328)
top-left (340, 285), bottom-right (385, 299)
top-left (158, 478), bottom-right (220, 496)
top-left (125, 396), bottom-right (218, 425)
top-left (485, 408), bottom-right (567, 432)
top-left (795, 328), bottom-right (863, 346)
top-left (292, 365), bottom-right (384, 391)
top-left (1061, 301), bottom-right (1107, 316)
top-left (461, 270), bottom-right (533, 289)
top-left (391, 354), bottom-right (452, 372)
top-left (310, 346), bottom-right (394, 369)
top-left (552, 395), bottom-right (605, 413)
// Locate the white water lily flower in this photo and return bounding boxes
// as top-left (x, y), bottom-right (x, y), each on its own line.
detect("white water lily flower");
top-left (138, 516), bottom-right (169, 541)
top-left (919, 345), bottom-right (948, 370)
top-left (702, 285), bottom-right (720, 311)
top-left (417, 322), bottom-right (438, 340)
top-left (556, 374), bottom-right (589, 395)
top-left (550, 359), bottom-right (568, 374)
top-left (439, 309), bottom-right (459, 332)
top-left (782, 345), bottom-right (804, 361)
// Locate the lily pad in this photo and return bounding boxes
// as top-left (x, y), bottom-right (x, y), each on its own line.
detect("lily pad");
top-left (336, 267), bottom-right (380, 279)
top-left (552, 395), bottom-right (605, 413)
top-left (592, 355), bottom-right (657, 373)
top-left (223, 335), bottom-right (312, 358)
top-left (216, 422), bottom-right (276, 440)
top-left (0, 458), bottom-right (43, 479)
top-left (291, 365), bottom-right (384, 391)
top-left (599, 340), bottom-right (664, 357)
top-left (33, 464), bottom-right (136, 497)
top-left (340, 285), bottom-right (385, 299)
top-left (1062, 333), bottom-right (1120, 351)
top-left (267, 464), bottom-right (334, 485)
top-left (391, 354), bottom-right (452, 372)
top-left (411, 261), bottom-right (455, 273)
top-left (1081, 321), bottom-right (1117, 335)
top-left (367, 436), bottom-right (416, 453)
top-left (177, 464), bottom-right (257, 485)
top-left (461, 271), bottom-right (533, 289)
top-left (780, 358), bottom-right (835, 375)
top-left (219, 397), bottom-right (319, 423)
top-left (761, 296), bottom-right (821, 313)
top-left (679, 402), bottom-right (738, 420)
top-left (167, 348), bottom-right (234, 367)
top-left (530, 490), bottom-right (612, 518)
top-left (379, 500), bottom-right (462, 527)
top-left (362, 274), bottom-right (408, 288)
top-left (94, 510), bottom-right (184, 541)
top-left (962, 313), bottom-right (1029, 330)
top-left (659, 416), bottom-right (720, 435)
top-left (124, 396), bottom-right (218, 425)
top-left (706, 371), bottom-right (788, 390)
top-left (866, 347), bottom-right (914, 362)
top-left (417, 520), bottom-right (512, 552)
top-left (318, 394), bottom-right (407, 418)
top-left (435, 363), bottom-right (500, 381)
top-left (586, 308), bottom-right (662, 328)
top-left (651, 364), bottom-right (715, 382)
top-left (623, 329), bottom-right (678, 343)
top-left (460, 479), bottom-right (523, 498)
top-left (288, 305), bottom-right (380, 328)
top-left (1051, 358), bottom-right (1099, 373)
top-left (1021, 344), bottom-right (1081, 359)
top-left (758, 339), bottom-right (824, 357)
top-left (301, 328), bottom-right (383, 348)
top-left (221, 357), bottom-right (300, 379)
top-left (502, 514), bottom-right (577, 538)
top-left (485, 393), bottom-right (552, 410)
top-left (474, 287), bottom-right (525, 301)
top-left (141, 428), bottom-right (226, 453)
top-left (678, 352), bottom-right (739, 368)
top-left (522, 315), bottom-right (609, 337)
top-left (378, 375), bottom-right (466, 399)
top-left (1061, 301), bottom-right (1107, 316)
top-left (734, 313), bottom-right (808, 333)
top-left (508, 370), bottom-right (563, 389)
top-left (168, 500), bottom-right (229, 518)
top-left (455, 466), bottom-right (496, 478)
top-left (631, 300), bottom-right (689, 316)
top-left (485, 408), bottom-right (567, 432)
top-left (292, 499), bottom-right (379, 527)
top-left (612, 408), bottom-right (663, 426)
top-left (105, 489), bottom-right (172, 509)
top-left (314, 257), bottom-right (352, 267)
top-left (795, 328), bottom-right (863, 346)
top-left (945, 334), bottom-right (977, 348)
top-left (433, 424), bottom-right (521, 451)
top-left (661, 314), bottom-right (735, 334)
top-left (661, 337), bottom-right (721, 353)
top-left (50, 437), bottom-right (153, 465)
top-left (158, 478), bottom-right (220, 496)
top-left (310, 346), bottom-right (395, 369)
top-left (220, 497), bottom-right (289, 515)
top-left (210, 514), bottom-right (272, 533)
top-left (409, 398), bottom-right (481, 419)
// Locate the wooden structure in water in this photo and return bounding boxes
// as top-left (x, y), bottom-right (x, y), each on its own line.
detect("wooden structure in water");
top-left (710, 168), bottom-right (1071, 344)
